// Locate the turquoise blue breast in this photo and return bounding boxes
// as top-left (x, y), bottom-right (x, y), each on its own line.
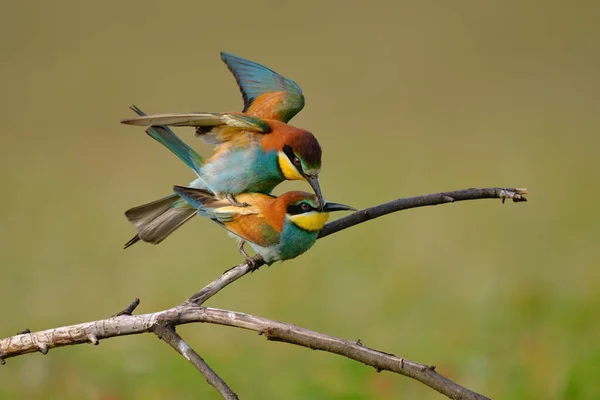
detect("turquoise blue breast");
top-left (196, 146), bottom-right (284, 195)
top-left (278, 222), bottom-right (319, 260)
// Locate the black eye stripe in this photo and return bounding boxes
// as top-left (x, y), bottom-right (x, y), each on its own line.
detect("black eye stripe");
top-left (283, 144), bottom-right (302, 172)
top-left (286, 202), bottom-right (315, 215)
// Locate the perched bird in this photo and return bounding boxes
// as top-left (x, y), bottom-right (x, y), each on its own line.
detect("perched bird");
top-left (123, 52), bottom-right (324, 247)
top-left (172, 186), bottom-right (354, 265)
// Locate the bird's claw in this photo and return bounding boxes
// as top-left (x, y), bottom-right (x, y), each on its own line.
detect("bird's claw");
top-left (237, 240), bottom-right (259, 271)
top-left (226, 194), bottom-right (249, 207)
top-left (246, 256), bottom-right (259, 271)
top-left (246, 256), bottom-right (266, 273)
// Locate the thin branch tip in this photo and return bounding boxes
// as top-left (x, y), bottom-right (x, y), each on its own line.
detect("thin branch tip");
top-left (499, 187), bottom-right (528, 203)
top-left (113, 298), bottom-right (141, 317)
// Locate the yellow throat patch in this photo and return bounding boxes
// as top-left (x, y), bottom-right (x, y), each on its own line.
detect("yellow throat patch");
top-left (289, 212), bottom-right (330, 232)
top-left (278, 151), bottom-right (304, 180)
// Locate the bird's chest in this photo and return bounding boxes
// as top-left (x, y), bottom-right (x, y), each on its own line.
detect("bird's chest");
top-left (277, 224), bottom-right (319, 261)
top-left (201, 146), bottom-right (282, 194)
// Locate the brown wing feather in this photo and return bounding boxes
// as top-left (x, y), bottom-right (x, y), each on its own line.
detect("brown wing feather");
top-left (214, 193), bottom-right (281, 247)
top-left (223, 214), bottom-right (281, 248)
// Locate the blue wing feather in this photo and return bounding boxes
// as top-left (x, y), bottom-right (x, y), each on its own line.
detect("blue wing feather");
top-left (220, 52), bottom-right (305, 121)
top-left (130, 106), bottom-right (204, 175)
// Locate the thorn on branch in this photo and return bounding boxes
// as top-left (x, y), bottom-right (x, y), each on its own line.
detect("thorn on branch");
top-left (259, 328), bottom-right (286, 344)
top-left (260, 327), bottom-right (273, 338)
top-left (0, 356), bottom-right (5, 365)
top-left (418, 363), bottom-right (436, 372)
top-left (375, 367), bottom-right (382, 373)
top-left (87, 334), bottom-right (99, 345)
top-left (16, 329), bottom-right (31, 335)
top-left (38, 344), bottom-right (48, 355)
top-left (112, 298), bottom-right (140, 317)
top-left (355, 339), bottom-right (363, 346)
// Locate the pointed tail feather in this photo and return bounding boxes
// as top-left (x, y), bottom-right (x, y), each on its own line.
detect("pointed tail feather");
top-left (172, 186), bottom-right (216, 208)
top-left (124, 194), bottom-right (197, 248)
top-left (129, 106), bottom-right (205, 176)
top-left (124, 234), bottom-right (141, 249)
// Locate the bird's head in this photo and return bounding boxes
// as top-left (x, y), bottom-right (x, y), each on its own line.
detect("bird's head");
top-left (278, 191), bottom-right (354, 232)
top-left (276, 130), bottom-right (324, 208)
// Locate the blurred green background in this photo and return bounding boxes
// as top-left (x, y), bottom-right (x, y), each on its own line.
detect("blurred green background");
top-left (1, 1), bottom-right (598, 399)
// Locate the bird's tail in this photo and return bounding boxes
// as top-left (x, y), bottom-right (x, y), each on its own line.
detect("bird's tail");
top-left (172, 186), bottom-right (227, 220)
top-left (130, 105), bottom-right (205, 175)
top-left (124, 194), bottom-right (197, 248)
top-left (172, 186), bottom-right (216, 208)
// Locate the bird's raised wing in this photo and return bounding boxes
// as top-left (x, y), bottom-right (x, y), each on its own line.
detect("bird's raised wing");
top-left (121, 111), bottom-right (270, 133)
top-left (122, 111), bottom-right (271, 145)
top-left (221, 52), bottom-right (305, 123)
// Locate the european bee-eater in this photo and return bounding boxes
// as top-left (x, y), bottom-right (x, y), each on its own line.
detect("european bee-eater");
top-left (123, 53), bottom-right (324, 248)
top-left (172, 186), bottom-right (354, 265)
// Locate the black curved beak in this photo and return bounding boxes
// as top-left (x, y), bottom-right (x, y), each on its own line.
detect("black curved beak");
top-left (305, 174), bottom-right (324, 210)
top-left (322, 202), bottom-right (356, 212)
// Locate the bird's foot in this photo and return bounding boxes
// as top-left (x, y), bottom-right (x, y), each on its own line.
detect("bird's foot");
top-left (195, 126), bottom-right (213, 137)
top-left (236, 241), bottom-right (262, 272)
top-left (246, 256), bottom-right (267, 273)
top-left (226, 193), bottom-right (249, 207)
top-left (245, 256), bottom-right (259, 271)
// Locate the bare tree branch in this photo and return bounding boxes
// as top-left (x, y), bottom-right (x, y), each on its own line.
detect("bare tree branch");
top-left (153, 322), bottom-right (238, 400)
top-left (188, 187), bottom-right (527, 305)
top-left (187, 258), bottom-right (259, 305)
top-left (319, 187), bottom-right (527, 239)
top-left (0, 306), bottom-right (489, 400)
top-left (0, 187), bottom-right (527, 399)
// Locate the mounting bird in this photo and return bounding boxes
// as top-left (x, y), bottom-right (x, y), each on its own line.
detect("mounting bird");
top-left (122, 52), bottom-right (325, 248)
top-left (172, 186), bottom-right (354, 265)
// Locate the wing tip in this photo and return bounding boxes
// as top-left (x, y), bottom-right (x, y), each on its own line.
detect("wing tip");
top-left (122, 105), bottom-right (146, 125)
top-left (120, 118), bottom-right (140, 126)
top-left (220, 51), bottom-right (233, 62)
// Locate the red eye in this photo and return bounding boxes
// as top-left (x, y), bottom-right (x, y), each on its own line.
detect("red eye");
top-left (293, 157), bottom-right (301, 166)
top-left (300, 202), bottom-right (311, 211)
